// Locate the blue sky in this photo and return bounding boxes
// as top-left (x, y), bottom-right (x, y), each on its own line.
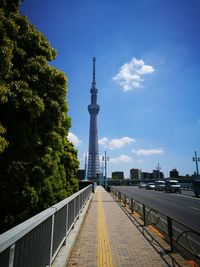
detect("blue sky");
top-left (21, 0), bottom-right (200, 177)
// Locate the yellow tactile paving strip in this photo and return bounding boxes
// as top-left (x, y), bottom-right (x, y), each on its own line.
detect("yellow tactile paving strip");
top-left (97, 192), bottom-right (113, 267)
top-left (67, 186), bottom-right (168, 267)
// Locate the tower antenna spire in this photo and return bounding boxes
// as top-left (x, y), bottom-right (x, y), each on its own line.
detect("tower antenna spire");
top-left (93, 57), bottom-right (96, 82)
top-left (88, 57), bottom-right (100, 181)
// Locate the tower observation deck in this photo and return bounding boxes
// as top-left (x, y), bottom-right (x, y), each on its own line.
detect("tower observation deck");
top-left (87, 57), bottom-right (100, 180)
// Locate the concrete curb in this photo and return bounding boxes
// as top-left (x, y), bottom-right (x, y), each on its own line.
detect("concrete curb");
top-left (52, 194), bottom-right (93, 267)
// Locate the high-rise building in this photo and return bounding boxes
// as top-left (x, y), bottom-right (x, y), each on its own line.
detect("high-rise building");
top-left (87, 58), bottom-right (100, 180)
top-left (141, 172), bottom-right (151, 180)
top-left (130, 168), bottom-right (142, 179)
top-left (170, 168), bottom-right (179, 178)
top-left (112, 171), bottom-right (124, 180)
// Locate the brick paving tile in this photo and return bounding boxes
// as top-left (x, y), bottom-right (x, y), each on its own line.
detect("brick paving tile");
top-left (67, 186), bottom-right (168, 267)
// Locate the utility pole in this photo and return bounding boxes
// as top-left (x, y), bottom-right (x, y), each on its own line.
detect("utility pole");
top-left (193, 151), bottom-right (200, 178)
top-left (100, 163), bottom-right (104, 186)
top-left (105, 151), bottom-right (109, 187)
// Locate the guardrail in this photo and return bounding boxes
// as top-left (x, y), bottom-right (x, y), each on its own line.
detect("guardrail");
top-left (0, 185), bottom-right (92, 267)
top-left (110, 187), bottom-right (200, 264)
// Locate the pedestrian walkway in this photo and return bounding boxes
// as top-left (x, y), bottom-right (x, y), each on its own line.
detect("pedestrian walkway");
top-left (67, 186), bottom-right (168, 267)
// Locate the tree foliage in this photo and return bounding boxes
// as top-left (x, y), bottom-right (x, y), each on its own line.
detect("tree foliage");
top-left (0, 0), bottom-right (79, 233)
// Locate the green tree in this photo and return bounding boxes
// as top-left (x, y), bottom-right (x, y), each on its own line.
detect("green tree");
top-left (0, 0), bottom-right (79, 233)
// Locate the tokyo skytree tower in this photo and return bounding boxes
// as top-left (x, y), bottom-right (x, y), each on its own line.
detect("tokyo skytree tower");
top-left (87, 57), bottom-right (100, 180)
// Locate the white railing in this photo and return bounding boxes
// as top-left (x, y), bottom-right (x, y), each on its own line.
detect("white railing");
top-left (0, 185), bottom-right (92, 267)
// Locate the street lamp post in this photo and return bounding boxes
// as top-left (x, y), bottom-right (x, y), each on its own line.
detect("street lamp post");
top-left (193, 151), bottom-right (200, 178)
top-left (102, 151), bottom-right (109, 188)
top-left (156, 163), bottom-right (161, 180)
top-left (100, 164), bottom-right (104, 186)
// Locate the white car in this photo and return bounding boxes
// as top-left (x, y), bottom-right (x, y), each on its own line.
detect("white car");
top-left (165, 180), bottom-right (181, 193)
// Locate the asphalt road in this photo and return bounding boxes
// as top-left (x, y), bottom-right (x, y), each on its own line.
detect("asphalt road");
top-left (112, 186), bottom-right (200, 232)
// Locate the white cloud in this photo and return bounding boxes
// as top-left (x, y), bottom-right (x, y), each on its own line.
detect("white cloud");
top-left (110, 154), bottom-right (132, 164)
top-left (98, 137), bottom-right (109, 146)
top-left (137, 160), bottom-right (144, 163)
top-left (137, 65), bottom-right (155, 75)
top-left (109, 137), bottom-right (135, 149)
top-left (99, 136), bottom-right (136, 149)
top-left (113, 57), bottom-right (155, 91)
top-left (135, 148), bottom-right (164, 156)
top-left (67, 132), bottom-right (82, 146)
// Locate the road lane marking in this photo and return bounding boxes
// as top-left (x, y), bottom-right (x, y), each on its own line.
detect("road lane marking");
top-left (187, 206), bottom-right (200, 212)
top-left (171, 193), bottom-right (200, 200)
top-left (97, 192), bottom-right (113, 267)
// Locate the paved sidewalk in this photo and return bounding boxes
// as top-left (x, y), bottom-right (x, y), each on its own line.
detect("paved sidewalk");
top-left (67, 186), bottom-right (168, 267)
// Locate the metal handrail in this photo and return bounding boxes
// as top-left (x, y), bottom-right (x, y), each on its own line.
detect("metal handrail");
top-left (110, 187), bottom-right (200, 263)
top-left (0, 184), bottom-right (92, 267)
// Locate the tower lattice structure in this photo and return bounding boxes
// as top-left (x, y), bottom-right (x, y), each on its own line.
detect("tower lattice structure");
top-left (87, 57), bottom-right (100, 180)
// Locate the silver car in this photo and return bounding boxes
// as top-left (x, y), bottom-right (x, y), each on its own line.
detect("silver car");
top-left (155, 180), bottom-right (165, 191)
top-left (146, 183), bottom-right (155, 190)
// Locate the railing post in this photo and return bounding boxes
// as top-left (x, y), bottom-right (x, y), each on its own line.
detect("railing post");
top-left (167, 216), bottom-right (174, 252)
top-left (74, 197), bottom-right (76, 221)
top-left (79, 194), bottom-right (81, 214)
top-left (143, 204), bottom-right (146, 226)
top-left (124, 194), bottom-right (126, 206)
top-left (80, 193), bottom-right (83, 211)
top-left (131, 198), bottom-right (134, 213)
top-left (49, 214), bottom-right (55, 267)
top-left (9, 244), bottom-right (15, 267)
top-left (64, 204), bottom-right (69, 243)
top-left (118, 191), bottom-right (120, 201)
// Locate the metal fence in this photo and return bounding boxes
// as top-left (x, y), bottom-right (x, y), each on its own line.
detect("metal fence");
top-left (0, 185), bottom-right (92, 267)
top-left (110, 187), bottom-right (200, 264)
